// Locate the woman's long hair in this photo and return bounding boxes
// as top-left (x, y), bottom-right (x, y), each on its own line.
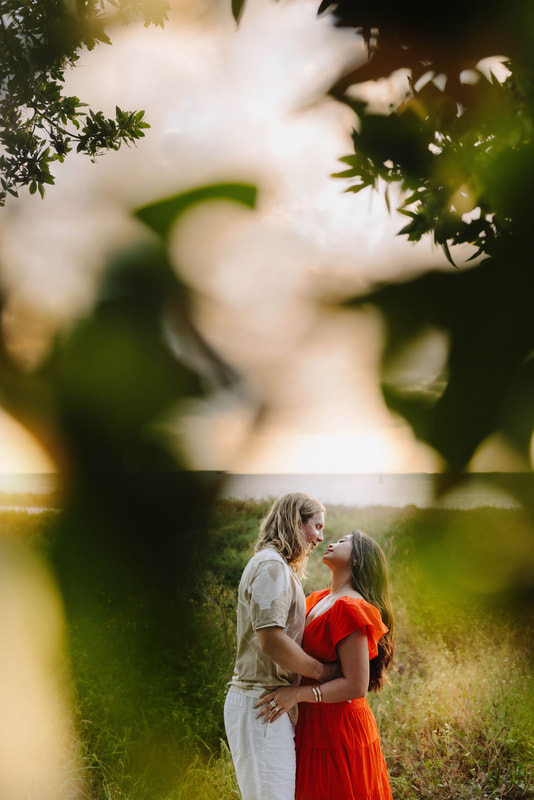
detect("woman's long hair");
top-left (255, 492), bottom-right (325, 569)
top-left (350, 529), bottom-right (394, 692)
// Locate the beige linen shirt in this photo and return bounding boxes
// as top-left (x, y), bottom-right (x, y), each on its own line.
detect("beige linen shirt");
top-left (227, 547), bottom-right (306, 698)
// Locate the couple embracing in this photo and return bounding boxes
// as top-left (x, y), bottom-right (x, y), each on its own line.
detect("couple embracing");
top-left (224, 492), bottom-right (394, 800)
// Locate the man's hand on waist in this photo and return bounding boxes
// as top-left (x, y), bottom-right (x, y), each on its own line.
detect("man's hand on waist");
top-left (318, 660), bottom-right (343, 682)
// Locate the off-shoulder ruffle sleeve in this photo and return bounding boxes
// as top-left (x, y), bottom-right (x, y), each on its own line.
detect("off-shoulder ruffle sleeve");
top-left (329, 597), bottom-right (388, 659)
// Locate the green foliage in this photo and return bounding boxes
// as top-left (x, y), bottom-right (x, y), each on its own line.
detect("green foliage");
top-left (202, 497), bottom-right (269, 586)
top-left (6, 498), bottom-right (533, 798)
top-left (64, 560), bottom-right (241, 797)
top-left (313, 1), bottom-right (534, 479)
top-left (335, 67), bottom-right (534, 263)
top-left (75, 106), bottom-right (150, 157)
top-left (65, 499), bottom-right (534, 797)
top-left (0, 0), bottom-right (169, 204)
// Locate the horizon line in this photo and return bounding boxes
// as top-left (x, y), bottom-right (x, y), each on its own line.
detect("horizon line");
top-left (0, 470), bottom-right (531, 477)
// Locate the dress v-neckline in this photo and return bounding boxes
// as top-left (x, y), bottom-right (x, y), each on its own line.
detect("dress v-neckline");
top-left (305, 589), bottom-right (348, 628)
top-left (305, 590), bottom-right (367, 628)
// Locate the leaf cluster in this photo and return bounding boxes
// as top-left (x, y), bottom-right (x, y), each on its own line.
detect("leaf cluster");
top-left (0, 0), bottom-right (169, 204)
top-left (336, 67), bottom-right (534, 265)
top-left (311, 1), bottom-right (534, 476)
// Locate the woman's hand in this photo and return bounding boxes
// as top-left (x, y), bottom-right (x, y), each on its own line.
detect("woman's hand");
top-left (254, 686), bottom-right (300, 723)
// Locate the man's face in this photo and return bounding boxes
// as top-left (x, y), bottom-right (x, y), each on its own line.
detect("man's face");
top-left (301, 511), bottom-right (325, 553)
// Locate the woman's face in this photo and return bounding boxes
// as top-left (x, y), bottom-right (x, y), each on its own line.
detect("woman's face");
top-left (322, 534), bottom-right (353, 566)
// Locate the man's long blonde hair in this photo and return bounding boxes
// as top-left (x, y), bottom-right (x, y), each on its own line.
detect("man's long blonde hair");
top-left (255, 492), bottom-right (325, 568)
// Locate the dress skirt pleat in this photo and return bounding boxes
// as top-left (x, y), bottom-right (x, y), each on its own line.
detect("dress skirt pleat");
top-left (296, 698), bottom-right (392, 800)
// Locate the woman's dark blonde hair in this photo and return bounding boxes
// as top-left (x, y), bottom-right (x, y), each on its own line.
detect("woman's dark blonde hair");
top-left (255, 492), bottom-right (325, 568)
top-left (350, 529), bottom-right (394, 692)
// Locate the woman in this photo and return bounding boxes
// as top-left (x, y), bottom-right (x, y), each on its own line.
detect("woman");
top-left (225, 492), bottom-right (339, 800)
top-left (256, 529), bottom-right (394, 800)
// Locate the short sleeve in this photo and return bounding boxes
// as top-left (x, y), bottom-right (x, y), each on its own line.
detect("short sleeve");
top-left (329, 598), bottom-right (388, 659)
top-left (249, 559), bottom-right (293, 631)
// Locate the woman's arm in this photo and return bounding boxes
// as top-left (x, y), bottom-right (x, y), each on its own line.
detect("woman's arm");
top-left (256, 626), bottom-right (341, 682)
top-left (255, 628), bottom-right (368, 721)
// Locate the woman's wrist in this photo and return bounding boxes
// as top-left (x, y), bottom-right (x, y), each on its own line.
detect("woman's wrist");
top-left (296, 686), bottom-right (311, 703)
top-left (298, 684), bottom-right (324, 704)
top-left (312, 684), bottom-right (323, 703)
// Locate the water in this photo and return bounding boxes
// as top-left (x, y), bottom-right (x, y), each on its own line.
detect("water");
top-left (0, 472), bottom-right (530, 510)
top-left (222, 473), bottom-right (530, 509)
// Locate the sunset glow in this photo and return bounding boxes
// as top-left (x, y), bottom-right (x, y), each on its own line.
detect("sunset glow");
top-left (232, 428), bottom-right (442, 474)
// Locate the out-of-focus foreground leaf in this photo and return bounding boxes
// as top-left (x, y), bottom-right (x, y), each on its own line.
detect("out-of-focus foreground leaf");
top-left (346, 255), bottom-right (534, 474)
top-left (231, 0), bottom-right (247, 24)
top-left (319, 0), bottom-right (533, 85)
top-left (136, 182), bottom-right (257, 240)
top-left (0, 182), bottom-right (256, 796)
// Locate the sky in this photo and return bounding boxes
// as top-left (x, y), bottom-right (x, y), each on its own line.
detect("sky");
top-left (0, 0), bottom-right (517, 475)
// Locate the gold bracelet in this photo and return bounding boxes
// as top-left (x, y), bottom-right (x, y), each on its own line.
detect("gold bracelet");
top-left (312, 684), bottom-right (323, 703)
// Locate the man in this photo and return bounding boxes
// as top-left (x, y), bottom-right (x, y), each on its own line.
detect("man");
top-left (224, 492), bottom-right (338, 800)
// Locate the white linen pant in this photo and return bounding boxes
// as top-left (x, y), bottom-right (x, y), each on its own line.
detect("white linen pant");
top-left (224, 690), bottom-right (296, 800)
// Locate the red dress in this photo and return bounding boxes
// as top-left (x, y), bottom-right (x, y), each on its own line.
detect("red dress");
top-left (295, 590), bottom-right (393, 800)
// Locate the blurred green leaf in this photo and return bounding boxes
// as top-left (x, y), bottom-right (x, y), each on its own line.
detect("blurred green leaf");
top-left (135, 182), bottom-right (257, 241)
top-left (346, 256), bottom-right (534, 471)
top-left (0, 173), bottom-right (260, 796)
top-left (232, 0), bottom-right (247, 23)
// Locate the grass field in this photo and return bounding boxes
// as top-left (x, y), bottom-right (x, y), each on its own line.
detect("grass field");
top-left (1, 500), bottom-right (533, 799)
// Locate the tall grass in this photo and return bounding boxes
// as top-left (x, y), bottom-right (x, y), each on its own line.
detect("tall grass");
top-left (378, 627), bottom-right (533, 799)
top-left (2, 500), bottom-right (533, 798)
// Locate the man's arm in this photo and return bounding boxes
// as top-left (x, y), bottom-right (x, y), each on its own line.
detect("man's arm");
top-left (256, 626), bottom-right (341, 682)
